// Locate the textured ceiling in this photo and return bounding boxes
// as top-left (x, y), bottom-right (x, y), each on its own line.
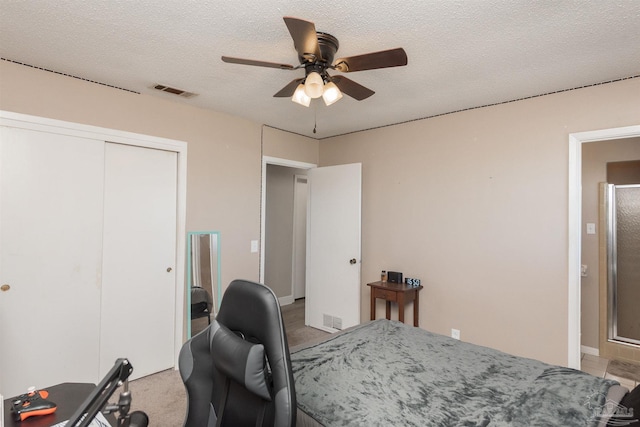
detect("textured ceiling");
top-left (1, 1), bottom-right (639, 138)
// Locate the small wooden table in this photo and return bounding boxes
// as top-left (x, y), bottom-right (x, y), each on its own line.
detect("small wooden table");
top-left (367, 281), bottom-right (423, 327)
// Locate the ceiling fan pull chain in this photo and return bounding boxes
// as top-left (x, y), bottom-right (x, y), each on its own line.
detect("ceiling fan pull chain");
top-left (313, 105), bottom-right (317, 134)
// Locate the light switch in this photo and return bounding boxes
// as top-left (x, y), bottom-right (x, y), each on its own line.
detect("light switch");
top-left (586, 223), bottom-right (596, 235)
top-left (250, 240), bottom-right (259, 253)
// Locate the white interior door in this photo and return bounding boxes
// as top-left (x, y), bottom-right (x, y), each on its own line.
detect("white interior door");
top-left (0, 128), bottom-right (104, 397)
top-left (100, 143), bottom-right (177, 379)
top-left (305, 163), bottom-right (361, 332)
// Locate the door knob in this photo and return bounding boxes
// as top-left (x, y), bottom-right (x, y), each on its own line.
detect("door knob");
top-left (166, 267), bottom-right (173, 272)
top-left (1, 284), bottom-right (10, 292)
top-left (349, 259), bottom-right (357, 265)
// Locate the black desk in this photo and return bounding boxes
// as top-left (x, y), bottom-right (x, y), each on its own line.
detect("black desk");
top-left (3, 383), bottom-right (115, 427)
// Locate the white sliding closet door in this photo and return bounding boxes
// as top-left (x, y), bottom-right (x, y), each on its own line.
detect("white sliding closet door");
top-left (0, 128), bottom-right (104, 397)
top-left (99, 143), bottom-right (178, 379)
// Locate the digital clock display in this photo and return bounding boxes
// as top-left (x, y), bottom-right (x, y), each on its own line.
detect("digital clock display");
top-left (405, 278), bottom-right (421, 286)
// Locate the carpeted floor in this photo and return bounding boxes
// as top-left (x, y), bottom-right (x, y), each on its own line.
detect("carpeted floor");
top-left (280, 298), bottom-right (332, 347)
top-left (117, 298), bottom-right (326, 426)
top-left (114, 368), bottom-right (186, 426)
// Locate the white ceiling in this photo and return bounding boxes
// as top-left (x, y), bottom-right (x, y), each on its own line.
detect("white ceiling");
top-left (1, 1), bottom-right (639, 139)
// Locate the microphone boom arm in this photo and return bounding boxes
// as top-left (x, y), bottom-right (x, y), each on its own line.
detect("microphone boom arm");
top-left (65, 358), bottom-right (145, 427)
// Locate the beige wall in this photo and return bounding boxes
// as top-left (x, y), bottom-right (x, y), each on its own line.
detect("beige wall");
top-left (262, 125), bottom-right (319, 165)
top-left (319, 78), bottom-right (640, 365)
top-left (0, 60), bottom-right (315, 295)
top-left (581, 138), bottom-right (640, 350)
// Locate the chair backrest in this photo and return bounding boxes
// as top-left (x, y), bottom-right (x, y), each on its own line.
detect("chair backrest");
top-left (179, 279), bottom-right (296, 427)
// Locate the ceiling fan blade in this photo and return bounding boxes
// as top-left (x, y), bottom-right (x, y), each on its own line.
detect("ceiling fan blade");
top-left (273, 78), bottom-right (304, 97)
top-left (333, 48), bottom-right (408, 72)
top-left (331, 76), bottom-right (375, 101)
top-left (283, 17), bottom-right (323, 62)
top-left (221, 56), bottom-right (294, 70)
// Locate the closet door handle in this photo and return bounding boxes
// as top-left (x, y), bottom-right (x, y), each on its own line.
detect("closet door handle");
top-left (166, 267), bottom-right (173, 272)
top-left (349, 258), bottom-right (357, 265)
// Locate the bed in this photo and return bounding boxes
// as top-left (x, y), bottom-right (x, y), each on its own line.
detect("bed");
top-left (290, 319), bottom-right (638, 427)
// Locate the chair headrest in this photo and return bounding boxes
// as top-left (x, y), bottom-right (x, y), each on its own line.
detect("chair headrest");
top-left (210, 321), bottom-right (271, 401)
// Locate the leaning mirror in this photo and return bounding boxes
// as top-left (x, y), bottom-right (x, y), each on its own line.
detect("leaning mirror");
top-left (187, 231), bottom-right (221, 337)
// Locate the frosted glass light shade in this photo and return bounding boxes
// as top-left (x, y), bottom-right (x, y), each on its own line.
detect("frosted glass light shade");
top-left (322, 81), bottom-right (343, 106)
top-left (291, 84), bottom-right (311, 107)
top-left (304, 72), bottom-right (324, 98)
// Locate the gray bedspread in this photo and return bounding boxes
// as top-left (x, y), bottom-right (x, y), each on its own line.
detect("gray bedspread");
top-left (291, 320), bottom-right (620, 426)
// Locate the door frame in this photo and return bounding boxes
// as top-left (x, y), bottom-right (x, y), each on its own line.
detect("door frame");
top-left (0, 110), bottom-right (188, 367)
top-left (260, 156), bottom-right (316, 299)
top-left (292, 174), bottom-right (308, 300)
top-left (567, 124), bottom-right (640, 369)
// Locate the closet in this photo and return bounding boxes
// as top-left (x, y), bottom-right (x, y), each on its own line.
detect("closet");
top-left (0, 112), bottom-right (187, 397)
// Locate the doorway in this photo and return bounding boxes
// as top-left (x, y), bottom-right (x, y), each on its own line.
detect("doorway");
top-left (568, 125), bottom-right (640, 369)
top-left (580, 142), bottom-right (640, 361)
top-left (260, 157), bottom-right (316, 304)
top-left (261, 158), bottom-right (363, 333)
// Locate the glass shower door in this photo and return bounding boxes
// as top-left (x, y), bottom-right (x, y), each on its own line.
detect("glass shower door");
top-left (607, 184), bottom-right (640, 345)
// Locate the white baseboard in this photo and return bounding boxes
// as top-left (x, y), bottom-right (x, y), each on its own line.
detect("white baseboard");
top-left (581, 345), bottom-right (600, 356)
top-left (279, 295), bottom-right (294, 306)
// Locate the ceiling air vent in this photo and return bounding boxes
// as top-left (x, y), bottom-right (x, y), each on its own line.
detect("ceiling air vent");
top-left (152, 84), bottom-right (197, 98)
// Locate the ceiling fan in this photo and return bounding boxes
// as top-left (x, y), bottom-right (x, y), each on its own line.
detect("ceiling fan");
top-left (221, 17), bottom-right (408, 107)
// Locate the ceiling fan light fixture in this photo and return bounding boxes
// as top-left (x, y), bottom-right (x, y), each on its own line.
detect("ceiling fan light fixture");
top-left (291, 83), bottom-right (311, 107)
top-left (304, 71), bottom-right (324, 98)
top-left (223, 17), bottom-right (409, 110)
top-left (322, 81), bottom-right (343, 106)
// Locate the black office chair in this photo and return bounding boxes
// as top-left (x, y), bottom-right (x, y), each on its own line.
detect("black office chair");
top-left (179, 279), bottom-right (296, 427)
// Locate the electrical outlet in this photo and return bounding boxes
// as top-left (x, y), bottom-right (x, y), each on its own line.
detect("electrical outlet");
top-left (451, 328), bottom-right (460, 340)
